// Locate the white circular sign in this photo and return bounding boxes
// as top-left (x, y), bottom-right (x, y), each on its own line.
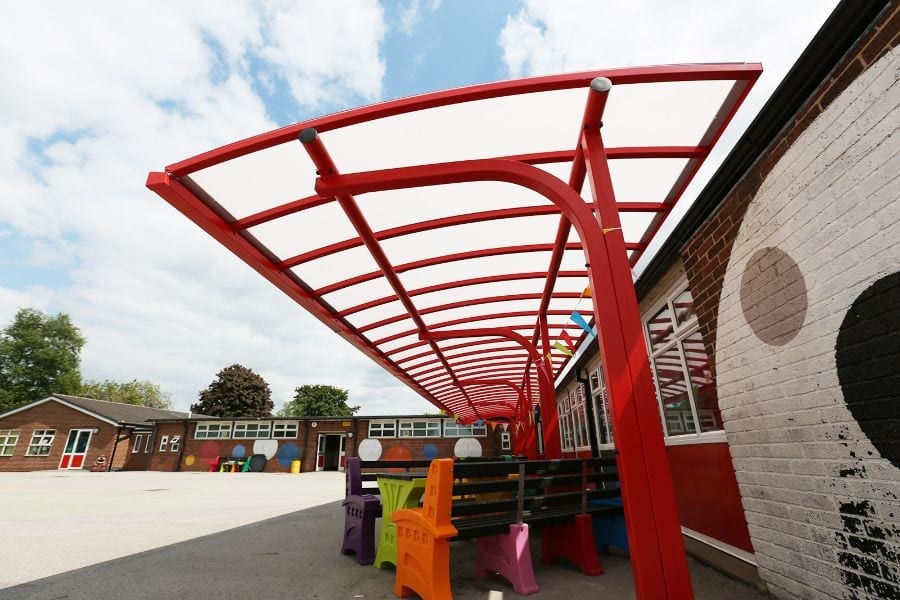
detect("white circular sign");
top-left (357, 438), bottom-right (382, 461)
top-left (253, 439), bottom-right (278, 459)
top-left (454, 438), bottom-right (482, 459)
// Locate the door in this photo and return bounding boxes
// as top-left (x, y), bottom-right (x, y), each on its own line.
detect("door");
top-left (324, 435), bottom-right (341, 471)
top-left (59, 429), bottom-right (93, 469)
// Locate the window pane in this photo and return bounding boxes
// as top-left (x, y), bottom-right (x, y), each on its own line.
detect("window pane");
top-left (653, 346), bottom-right (696, 435)
top-left (673, 288), bottom-right (696, 326)
top-left (683, 330), bottom-right (722, 432)
top-left (647, 303), bottom-right (675, 351)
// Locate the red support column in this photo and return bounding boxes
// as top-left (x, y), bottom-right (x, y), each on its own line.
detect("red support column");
top-left (581, 77), bottom-right (694, 599)
top-left (538, 314), bottom-right (562, 458)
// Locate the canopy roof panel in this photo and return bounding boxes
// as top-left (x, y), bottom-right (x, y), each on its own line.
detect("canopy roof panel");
top-left (148, 64), bottom-right (761, 421)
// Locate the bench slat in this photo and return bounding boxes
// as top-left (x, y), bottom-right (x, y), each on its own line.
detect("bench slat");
top-left (452, 489), bottom-right (622, 516)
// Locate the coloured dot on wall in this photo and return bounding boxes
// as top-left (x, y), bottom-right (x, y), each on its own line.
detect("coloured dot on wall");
top-left (357, 439), bottom-right (382, 461)
top-left (198, 441), bottom-right (220, 464)
top-left (454, 438), bottom-right (483, 459)
top-left (232, 444), bottom-right (246, 458)
top-left (253, 439), bottom-right (278, 459)
top-left (276, 443), bottom-right (301, 468)
top-left (422, 444), bottom-right (438, 460)
top-left (184, 455), bottom-right (196, 466)
top-left (384, 445), bottom-right (412, 461)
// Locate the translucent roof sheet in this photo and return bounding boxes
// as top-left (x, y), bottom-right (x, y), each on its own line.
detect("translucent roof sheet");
top-left (149, 64), bottom-right (760, 421)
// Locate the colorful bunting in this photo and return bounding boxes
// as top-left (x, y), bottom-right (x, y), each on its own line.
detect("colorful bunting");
top-left (570, 310), bottom-right (596, 338)
top-left (553, 340), bottom-right (573, 357)
top-left (582, 286), bottom-right (592, 298)
top-left (560, 330), bottom-right (577, 352)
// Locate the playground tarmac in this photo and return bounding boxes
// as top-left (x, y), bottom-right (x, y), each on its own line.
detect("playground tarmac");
top-left (0, 470), bottom-right (769, 599)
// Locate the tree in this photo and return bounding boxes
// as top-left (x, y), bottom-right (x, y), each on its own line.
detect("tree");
top-left (0, 308), bottom-right (85, 413)
top-left (278, 384), bottom-right (359, 417)
top-left (191, 364), bottom-right (273, 417)
top-left (80, 379), bottom-right (172, 409)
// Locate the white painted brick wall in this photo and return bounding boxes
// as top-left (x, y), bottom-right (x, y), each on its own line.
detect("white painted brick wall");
top-left (716, 47), bottom-right (900, 600)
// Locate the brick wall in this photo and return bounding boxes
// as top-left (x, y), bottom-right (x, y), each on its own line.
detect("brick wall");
top-left (146, 418), bottom-right (506, 473)
top-left (701, 8), bottom-right (898, 599)
top-left (0, 401), bottom-right (117, 471)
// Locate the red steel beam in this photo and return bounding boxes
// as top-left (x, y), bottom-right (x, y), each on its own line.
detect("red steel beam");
top-left (370, 310), bottom-right (571, 345)
top-left (168, 63), bottom-right (760, 176)
top-left (340, 271), bottom-right (587, 317)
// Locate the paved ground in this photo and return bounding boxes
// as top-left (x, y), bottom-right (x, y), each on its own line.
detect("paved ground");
top-left (0, 469), bottom-right (346, 588)
top-left (1, 471), bottom-right (769, 599)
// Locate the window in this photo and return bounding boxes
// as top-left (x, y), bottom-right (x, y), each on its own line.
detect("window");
top-left (557, 384), bottom-right (591, 452)
top-left (272, 422), bottom-right (298, 438)
top-left (233, 422), bottom-right (271, 439)
top-left (169, 436), bottom-right (180, 452)
top-left (159, 435), bottom-right (169, 452)
top-left (145, 434), bottom-right (152, 452)
top-left (0, 430), bottom-right (19, 456)
top-left (26, 430), bottom-right (55, 456)
top-left (368, 420), bottom-right (396, 438)
top-left (398, 419), bottom-right (441, 438)
top-left (644, 282), bottom-right (723, 438)
top-left (587, 363), bottom-right (615, 448)
top-left (194, 422), bottom-right (232, 439)
top-left (443, 420), bottom-right (488, 437)
top-left (132, 434), bottom-right (143, 454)
top-left (500, 431), bottom-right (511, 451)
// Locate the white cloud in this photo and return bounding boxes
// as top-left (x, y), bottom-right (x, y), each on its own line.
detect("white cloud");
top-left (498, 0), bottom-right (841, 270)
top-left (398, 0), bottom-right (443, 35)
top-left (0, 0), bottom-right (431, 413)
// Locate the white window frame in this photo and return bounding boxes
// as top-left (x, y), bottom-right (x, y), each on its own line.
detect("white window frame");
top-left (132, 434), bottom-right (143, 454)
top-left (442, 420), bottom-right (488, 437)
top-left (397, 419), bottom-right (441, 438)
top-left (145, 434), bottom-right (152, 452)
top-left (368, 419), bottom-right (397, 438)
top-left (272, 422), bottom-right (298, 439)
top-left (232, 422), bottom-right (271, 439)
top-left (500, 431), bottom-right (511, 451)
top-left (587, 360), bottom-right (615, 450)
top-left (0, 429), bottom-right (19, 457)
top-left (170, 436), bottom-right (181, 452)
top-left (643, 279), bottom-right (724, 443)
top-left (557, 383), bottom-right (591, 452)
top-left (194, 422), bottom-right (232, 439)
top-left (26, 429), bottom-right (55, 456)
top-left (159, 435), bottom-right (169, 452)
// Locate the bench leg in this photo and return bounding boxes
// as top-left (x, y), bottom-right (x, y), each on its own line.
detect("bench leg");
top-left (341, 496), bottom-right (380, 566)
top-left (394, 523), bottom-right (452, 600)
top-left (475, 523), bottom-right (539, 595)
top-left (541, 514), bottom-right (605, 576)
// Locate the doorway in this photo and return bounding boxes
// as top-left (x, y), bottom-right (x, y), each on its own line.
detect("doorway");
top-left (59, 429), bottom-right (93, 469)
top-left (316, 433), bottom-right (346, 471)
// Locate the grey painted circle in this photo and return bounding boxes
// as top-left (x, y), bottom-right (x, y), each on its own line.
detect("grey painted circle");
top-left (740, 247), bottom-right (808, 346)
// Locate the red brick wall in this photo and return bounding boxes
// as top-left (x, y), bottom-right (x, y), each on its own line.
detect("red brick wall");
top-left (0, 400), bottom-right (117, 471)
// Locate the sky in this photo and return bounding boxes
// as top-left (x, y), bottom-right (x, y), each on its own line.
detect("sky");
top-left (0, 0), bottom-right (840, 414)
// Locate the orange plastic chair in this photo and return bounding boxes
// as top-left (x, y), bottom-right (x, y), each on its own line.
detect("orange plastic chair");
top-left (392, 458), bottom-right (458, 600)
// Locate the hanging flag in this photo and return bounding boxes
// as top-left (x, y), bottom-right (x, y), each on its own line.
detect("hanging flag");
top-left (560, 330), bottom-right (577, 352)
top-left (544, 352), bottom-right (553, 366)
top-left (501, 423), bottom-right (509, 432)
top-left (475, 419), bottom-right (484, 427)
top-left (583, 286), bottom-right (592, 298)
top-left (602, 226), bottom-right (622, 235)
top-left (570, 310), bottom-right (596, 338)
top-left (553, 341), bottom-right (574, 357)
top-left (489, 422), bottom-right (497, 431)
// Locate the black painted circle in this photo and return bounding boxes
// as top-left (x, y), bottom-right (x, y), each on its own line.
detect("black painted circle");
top-left (249, 454), bottom-right (268, 472)
top-left (836, 271), bottom-right (900, 469)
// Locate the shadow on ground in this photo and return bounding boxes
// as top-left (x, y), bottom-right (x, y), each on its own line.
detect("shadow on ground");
top-left (2, 500), bottom-right (768, 600)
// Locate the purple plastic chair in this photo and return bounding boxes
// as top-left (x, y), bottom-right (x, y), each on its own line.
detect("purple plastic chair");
top-left (341, 457), bottom-right (382, 565)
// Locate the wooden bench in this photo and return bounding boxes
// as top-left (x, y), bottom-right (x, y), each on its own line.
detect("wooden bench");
top-left (392, 455), bottom-right (622, 599)
top-left (341, 458), bottom-right (433, 565)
